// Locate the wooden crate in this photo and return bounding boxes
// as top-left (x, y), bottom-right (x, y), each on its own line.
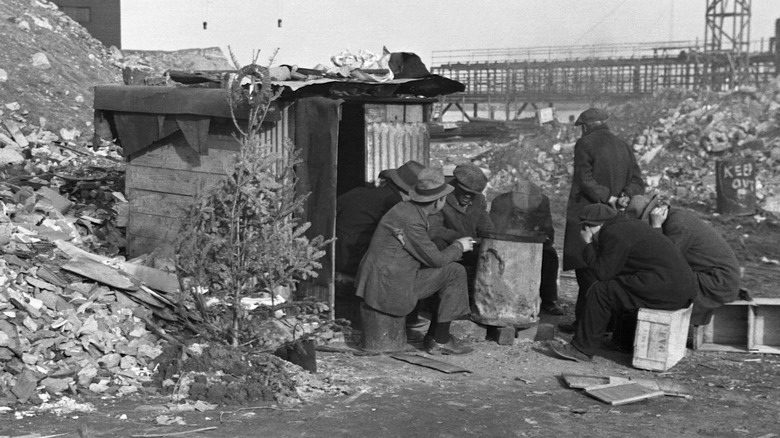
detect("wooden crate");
top-left (632, 304), bottom-right (693, 372)
top-left (693, 298), bottom-right (780, 354)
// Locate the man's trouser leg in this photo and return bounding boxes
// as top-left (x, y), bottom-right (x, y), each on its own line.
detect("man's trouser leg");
top-left (573, 268), bottom-right (597, 325)
top-left (540, 244), bottom-right (559, 305)
top-left (571, 280), bottom-right (645, 356)
top-left (414, 263), bottom-right (470, 323)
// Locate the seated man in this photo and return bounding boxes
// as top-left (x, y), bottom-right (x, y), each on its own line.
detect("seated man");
top-left (626, 194), bottom-right (741, 326)
top-left (490, 177), bottom-right (564, 315)
top-left (335, 160), bottom-right (424, 276)
top-left (356, 167), bottom-right (476, 355)
top-left (428, 163), bottom-right (495, 285)
top-left (550, 203), bottom-right (696, 362)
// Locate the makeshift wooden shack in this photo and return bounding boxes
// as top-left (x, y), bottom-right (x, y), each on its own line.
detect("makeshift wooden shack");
top-left (92, 70), bottom-right (464, 306)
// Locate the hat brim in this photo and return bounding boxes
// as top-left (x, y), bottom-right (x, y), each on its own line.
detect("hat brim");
top-left (409, 184), bottom-right (454, 202)
top-left (639, 194), bottom-right (661, 221)
top-left (456, 181), bottom-right (482, 194)
top-left (382, 169), bottom-right (412, 192)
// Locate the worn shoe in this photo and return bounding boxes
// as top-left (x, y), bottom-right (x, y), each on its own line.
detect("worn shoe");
top-left (424, 335), bottom-right (473, 355)
top-left (549, 341), bottom-right (593, 362)
top-left (541, 302), bottom-right (565, 316)
top-left (406, 318), bottom-right (429, 330)
top-left (558, 322), bottom-right (577, 334)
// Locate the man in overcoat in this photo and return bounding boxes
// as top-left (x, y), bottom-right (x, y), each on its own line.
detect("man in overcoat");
top-left (561, 108), bottom-right (645, 333)
top-left (551, 204), bottom-right (697, 362)
top-left (428, 163), bottom-right (495, 292)
top-left (627, 194), bottom-right (741, 326)
top-left (335, 160), bottom-right (424, 276)
top-left (356, 167), bottom-right (476, 355)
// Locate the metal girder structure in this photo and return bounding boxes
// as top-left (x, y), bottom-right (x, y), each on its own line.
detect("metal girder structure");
top-left (704, 0), bottom-right (752, 89)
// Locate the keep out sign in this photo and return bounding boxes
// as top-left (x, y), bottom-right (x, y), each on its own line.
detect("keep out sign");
top-left (716, 159), bottom-right (757, 215)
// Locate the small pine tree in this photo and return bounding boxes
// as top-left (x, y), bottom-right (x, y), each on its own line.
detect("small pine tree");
top-left (175, 50), bottom-right (328, 346)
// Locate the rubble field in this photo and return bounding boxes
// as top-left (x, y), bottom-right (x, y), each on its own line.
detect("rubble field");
top-left (1, 0), bottom-right (780, 436)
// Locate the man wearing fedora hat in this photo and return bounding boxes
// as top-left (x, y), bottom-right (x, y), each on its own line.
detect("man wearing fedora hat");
top-left (336, 160), bottom-right (424, 276)
top-left (356, 167), bottom-right (477, 355)
top-left (626, 194), bottom-right (741, 326)
top-left (561, 107), bottom-right (645, 334)
top-left (550, 203), bottom-right (696, 362)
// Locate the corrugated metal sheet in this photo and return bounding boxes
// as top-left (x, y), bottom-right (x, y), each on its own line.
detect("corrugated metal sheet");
top-left (365, 122), bottom-right (430, 182)
top-left (258, 106), bottom-right (291, 176)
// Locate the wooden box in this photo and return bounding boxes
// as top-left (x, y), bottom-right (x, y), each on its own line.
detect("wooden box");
top-left (632, 304), bottom-right (693, 372)
top-left (693, 298), bottom-right (780, 354)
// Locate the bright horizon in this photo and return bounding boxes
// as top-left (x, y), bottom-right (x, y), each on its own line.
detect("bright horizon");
top-left (120, 1), bottom-right (780, 69)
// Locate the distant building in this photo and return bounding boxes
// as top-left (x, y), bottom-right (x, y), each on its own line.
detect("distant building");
top-left (52, 0), bottom-right (121, 48)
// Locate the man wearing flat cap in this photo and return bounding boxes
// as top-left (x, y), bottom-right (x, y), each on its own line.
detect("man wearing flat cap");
top-left (428, 163), bottom-right (495, 285)
top-left (626, 194), bottom-right (741, 326)
top-left (336, 160), bottom-right (424, 276)
top-left (550, 203), bottom-right (696, 362)
top-left (561, 107), bottom-right (646, 333)
top-left (356, 167), bottom-right (476, 355)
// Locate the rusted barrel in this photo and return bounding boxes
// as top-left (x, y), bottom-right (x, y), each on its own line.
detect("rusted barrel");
top-left (360, 302), bottom-right (407, 352)
top-left (471, 232), bottom-right (544, 328)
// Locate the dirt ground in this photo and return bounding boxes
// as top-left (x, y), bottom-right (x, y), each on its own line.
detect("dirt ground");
top-left (2, 274), bottom-right (780, 438)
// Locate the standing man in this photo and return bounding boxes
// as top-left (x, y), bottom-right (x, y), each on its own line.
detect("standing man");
top-left (356, 167), bottom-right (476, 355)
top-left (626, 194), bottom-right (741, 326)
top-left (550, 204), bottom-right (696, 362)
top-left (490, 177), bottom-right (564, 315)
top-left (561, 107), bottom-right (645, 333)
top-left (335, 160), bottom-right (424, 276)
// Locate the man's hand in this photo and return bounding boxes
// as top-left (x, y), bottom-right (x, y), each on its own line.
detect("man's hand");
top-left (607, 196), bottom-right (618, 209)
top-left (617, 194), bottom-right (630, 210)
top-left (455, 237), bottom-right (475, 252)
top-left (649, 205), bottom-right (669, 228)
top-left (579, 227), bottom-right (594, 245)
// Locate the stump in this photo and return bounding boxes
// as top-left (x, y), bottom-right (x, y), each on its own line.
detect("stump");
top-left (360, 302), bottom-right (407, 352)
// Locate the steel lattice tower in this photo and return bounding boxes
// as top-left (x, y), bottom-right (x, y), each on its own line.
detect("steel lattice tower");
top-left (704, 0), bottom-right (752, 89)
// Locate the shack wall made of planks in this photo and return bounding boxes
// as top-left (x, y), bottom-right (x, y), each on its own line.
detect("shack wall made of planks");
top-left (363, 103), bottom-right (430, 182)
top-left (125, 110), bottom-right (291, 257)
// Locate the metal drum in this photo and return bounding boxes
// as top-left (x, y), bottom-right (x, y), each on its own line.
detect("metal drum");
top-left (471, 231), bottom-right (545, 328)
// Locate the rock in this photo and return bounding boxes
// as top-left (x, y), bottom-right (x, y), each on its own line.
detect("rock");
top-left (31, 52), bottom-right (51, 69)
top-left (41, 377), bottom-right (71, 394)
top-left (0, 69), bottom-right (7, 82)
top-left (0, 147), bottom-right (25, 166)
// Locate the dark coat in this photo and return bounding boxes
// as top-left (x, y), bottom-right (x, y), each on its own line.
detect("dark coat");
top-left (428, 192), bottom-right (495, 245)
top-left (582, 214), bottom-right (696, 308)
top-left (355, 201), bottom-right (464, 316)
top-left (656, 207), bottom-right (741, 324)
top-left (489, 182), bottom-right (554, 244)
top-left (563, 125), bottom-right (645, 270)
top-left (335, 184), bottom-right (401, 275)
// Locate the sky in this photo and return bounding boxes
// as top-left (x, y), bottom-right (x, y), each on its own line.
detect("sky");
top-left (121, 0), bottom-right (780, 69)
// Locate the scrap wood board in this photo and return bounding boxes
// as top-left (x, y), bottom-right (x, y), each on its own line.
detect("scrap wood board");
top-left (562, 374), bottom-right (630, 389)
top-left (390, 353), bottom-right (471, 374)
top-left (585, 383), bottom-right (664, 406)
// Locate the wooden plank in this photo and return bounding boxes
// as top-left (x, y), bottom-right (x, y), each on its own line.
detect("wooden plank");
top-left (563, 375), bottom-right (630, 389)
top-left (405, 105), bottom-right (424, 123)
top-left (128, 234), bottom-right (175, 259)
top-left (385, 105), bottom-right (405, 123)
top-left (126, 165), bottom-right (225, 196)
top-left (750, 303), bottom-right (780, 353)
top-left (129, 137), bottom-right (239, 172)
top-left (585, 383), bottom-right (664, 406)
top-left (127, 213), bottom-right (182, 240)
top-left (390, 353), bottom-right (471, 374)
top-left (128, 189), bottom-right (192, 218)
top-left (62, 256), bottom-right (140, 291)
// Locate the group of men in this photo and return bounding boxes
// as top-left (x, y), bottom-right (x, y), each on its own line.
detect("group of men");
top-left (551, 108), bottom-right (741, 362)
top-left (336, 106), bottom-right (742, 361)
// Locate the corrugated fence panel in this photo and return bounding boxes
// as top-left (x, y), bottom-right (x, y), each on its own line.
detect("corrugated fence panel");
top-left (365, 122), bottom-right (429, 182)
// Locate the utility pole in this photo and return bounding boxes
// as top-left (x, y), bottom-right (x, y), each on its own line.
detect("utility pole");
top-left (704, 0), bottom-right (752, 90)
